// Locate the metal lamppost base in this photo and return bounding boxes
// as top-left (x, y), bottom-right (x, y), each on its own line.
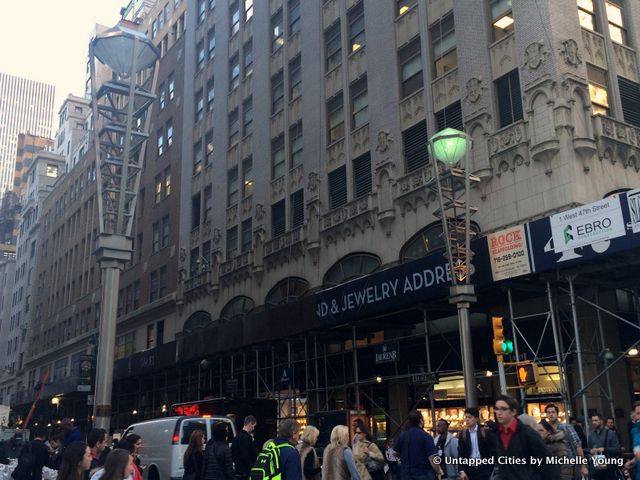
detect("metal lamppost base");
top-left (449, 284), bottom-right (478, 408)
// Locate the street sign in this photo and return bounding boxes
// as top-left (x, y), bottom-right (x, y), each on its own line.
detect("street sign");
top-left (410, 372), bottom-right (438, 385)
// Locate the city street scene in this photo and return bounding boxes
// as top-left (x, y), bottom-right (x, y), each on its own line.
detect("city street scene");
top-left (1, 0), bottom-right (640, 479)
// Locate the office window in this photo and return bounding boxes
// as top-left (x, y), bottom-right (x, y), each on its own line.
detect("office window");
top-left (229, 109), bottom-right (240, 146)
top-left (490, 0), bottom-right (514, 41)
top-left (190, 248), bottom-right (199, 275)
top-left (164, 3), bottom-right (170, 23)
top-left (208, 0), bottom-right (214, 10)
top-left (578, 0), bottom-right (596, 31)
top-left (207, 77), bottom-right (215, 111)
top-left (619, 77), bottom-right (640, 126)
top-left (147, 324), bottom-right (156, 349)
top-left (159, 266), bottom-right (167, 297)
top-left (290, 190), bottom-right (304, 228)
top-left (204, 185), bottom-right (213, 220)
top-left (272, 200), bottom-right (286, 237)
top-left (290, 121), bottom-right (303, 168)
top-left (46, 165), bottom-right (59, 177)
top-left (133, 281), bottom-right (141, 309)
top-left (197, 41), bottom-right (205, 72)
top-left (228, 167), bottom-right (239, 206)
top-left (348, 2), bottom-right (365, 52)
top-left (194, 140), bottom-right (203, 175)
top-left (495, 70), bottom-right (523, 127)
top-left (327, 93), bottom-right (345, 144)
top-left (195, 89), bottom-right (204, 122)
top-left (152, 222), bottom-right (161, 253)
top-left (155, 175), bottom-right (162, 204)
top-left (606, 0), bottom-right (626, 44)
top-left (272, 9), bottom-right (284, 52)
top-left (230, 2), bottom-right (240, 36)
top-left (230, 55), bottom-right (240, 89)
top-left (205, 130), bottom-right (214, 165)
top-left (289, 56), bottom-right (302, 100)
top-left (245, 0), bottom-right (253, 20)
top-left (159, 82), bottom-right (166, 109)
top-left (289, 0), bottom-right (301, 35)
top-left (152, 20), bottom-right (158, 38)
top-left (192, 194), bottom-right (201, 229)
top-left (157, 128), bottom-right (165, 156)
top-left (208, 28), bottom-right (216, 59)
top-left (399, 38), bottom-right (423, 98)
top-left (587, 65), bottom-right (609, 115)
top-left (272, 135), bottom-right (286, 179)
top-left (351, 77), bottom-right (368, 130)
top-left (325, 21), bottom-right (342, 71)
top-left (149, 271), bottom-right (158, 302)
top-left (397, 0), bottom-right (417, 16)
top-left (161, 215), bottom-right (170, 248)
top-left (174, 0), bottom-right (180, 9)
top-left (226, 226), bottom-right (238, 259)
top-left (165, 168), bottom-right (172, 196)
top-left (435, 101), bottom-right (463, 131)
top-left (243, 98), bottom-right (253, 136)
top-left (353, 153), bottom-right (372, 198)
top-left (244, 41), bottom-right (253, 77)
top-left (158, 11), bottom-right (164, 30)
top-left (430, 12), bottom-right (457, 78)
top-left (166, 119), bottom-right (173, 147)
top-left (271, 71), bottom-right (285, 114)
top-left (243, 157), bottom-right (253, 197)
top-left (168, 73), bottom-right (175, 100)
top-left (328, 166), bottom-right (347, 209)
top-left (403, 121), bottom-right (429, 173)
top-left (198, 0), bottom-right (206, 23)
top-left (241, 219), bottom-right (253, 252)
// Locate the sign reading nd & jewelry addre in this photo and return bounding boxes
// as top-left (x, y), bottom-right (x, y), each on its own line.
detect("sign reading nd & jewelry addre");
top-left (487, 225), bottom-right (531, 281)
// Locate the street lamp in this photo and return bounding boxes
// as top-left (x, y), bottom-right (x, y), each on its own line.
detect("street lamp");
top-left (89, 21), bottom-right (159, 432)
top-left (428, 127), bottom-right (480, 407)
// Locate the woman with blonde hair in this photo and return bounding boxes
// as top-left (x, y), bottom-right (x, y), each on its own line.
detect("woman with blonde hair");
top-left (353, 424), bottom-right (385, 480)
top-left (321, 425), bottom-right (361, 480)
top-left (297, 426), bottom-right (321, 480)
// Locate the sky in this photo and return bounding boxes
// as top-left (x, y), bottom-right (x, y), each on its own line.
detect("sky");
top-left (0, 1), bottom-right (127, 129)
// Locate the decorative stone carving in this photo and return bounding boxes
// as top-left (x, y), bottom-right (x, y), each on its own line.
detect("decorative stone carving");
top-left (179, 247), bottom-right (187, 263)
top-left (255, 203), bottom-right (265, 222)
top-left (488, 123), bottom-right (525, 156)
top-left (308, 171), bottom-right (320, 193)
top-left (212, 228), bottom-right (221, 246)
top-left (560, 39), bottom-right (582, 67)
top-left (523, 42), bottom-right (549, 70)
top-left (464, 78), bottom-right (486, 104)
top-left (376, 130), bottom-right (393, 154)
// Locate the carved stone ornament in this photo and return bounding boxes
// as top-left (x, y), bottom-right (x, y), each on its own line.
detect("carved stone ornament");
top-left (255, 203), bottom-right (265, 222)
top-left (523, 42), bottom-right (548, 70)
top-left (375, 130), bottom-right (393, 154)
top-left (212, 228), bottom-right (221, 245)
top-left (179, 247), bottom-right (187, 263)
top-left (308, 171), bottom-right (320, 193)
top-left (464, 78), bottom-right (486, 104)
top-left (560, 39), bottom-right (582, 67)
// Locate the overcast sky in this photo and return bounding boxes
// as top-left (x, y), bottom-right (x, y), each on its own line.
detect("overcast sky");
top-left (0, 1), bottom-right (126, 127)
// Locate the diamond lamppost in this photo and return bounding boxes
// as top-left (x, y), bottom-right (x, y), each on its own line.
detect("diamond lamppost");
top-left (429, 128), bottom-right (481, 407)
top-left (89, 22), bottom-right (159, 431)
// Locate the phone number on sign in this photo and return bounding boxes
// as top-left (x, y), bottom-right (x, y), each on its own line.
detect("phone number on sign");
top-left (492, 250), bottom-right (526, 264)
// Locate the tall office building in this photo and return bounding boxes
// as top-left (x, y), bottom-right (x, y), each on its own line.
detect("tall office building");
top-left (0, 73), bottom-right (55, 197)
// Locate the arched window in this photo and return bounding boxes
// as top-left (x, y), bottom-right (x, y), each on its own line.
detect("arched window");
top-left (219, 296), bottom-right (255, 322)
top-left (603, 188), bottom-right (631, 198)
top-left (400, 222), bottom-right (480, 263)
top-left (323, 253), bottom-right (381, 288)
top-left (265, 277), bottom-right (309, 307)
top-left (182, 311), bottom-right (212, 334)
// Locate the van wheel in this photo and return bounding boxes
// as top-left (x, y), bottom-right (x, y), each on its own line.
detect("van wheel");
top-left (148, 467), bottom-right (160, 480)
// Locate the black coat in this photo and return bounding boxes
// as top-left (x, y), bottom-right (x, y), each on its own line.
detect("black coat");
top-left (202, 441), bottom-right (234, 480)
top-left (231, 431), bottom-right (255, 475)
top-left (494, 420), bottom-right (558, 480)
top-left (458, 426), bottom-right (498, 461)
top-left (17, 439), bottom-right (51, 480)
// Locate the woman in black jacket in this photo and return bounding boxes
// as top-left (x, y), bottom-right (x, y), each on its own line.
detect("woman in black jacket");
top-left (183, 430), bottom-right (205, 480)
top-left (201, 423), bottom-right (234, 480)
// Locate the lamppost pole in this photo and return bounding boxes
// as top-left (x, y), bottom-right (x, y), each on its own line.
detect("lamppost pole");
top-left (429, 128), bottom-right (480, 408)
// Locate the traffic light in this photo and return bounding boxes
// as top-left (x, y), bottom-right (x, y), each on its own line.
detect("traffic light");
top-left (492, 316), bottom-right (514, 356)
top-left (516, 362), bottom-right (538, 387)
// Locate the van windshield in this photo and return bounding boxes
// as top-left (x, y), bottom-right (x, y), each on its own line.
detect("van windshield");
top-left (181, 419), bottom-right (207, 444)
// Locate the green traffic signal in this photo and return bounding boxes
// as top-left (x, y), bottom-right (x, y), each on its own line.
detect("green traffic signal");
top-left (502, 340), bottom-right (514, 354)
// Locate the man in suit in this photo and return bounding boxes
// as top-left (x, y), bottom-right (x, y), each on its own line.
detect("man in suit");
top-left (458, 407), bottom-right (497, 480)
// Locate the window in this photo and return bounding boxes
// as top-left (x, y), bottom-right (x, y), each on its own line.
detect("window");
top-left (155, 175), bottom-right (163, 203)
top-left (272, 200), bottom-right (286, 237)
top-left (164, 3), bottom-right (170, 23)
top-left (192, 194), bottom-right (201, 229)
top-left (578, 0), bottom-right (596, 31)
top-left (230, 2), bottom-right (240, 35)
top-left (325, 22), bottom-right (342, 71)
top-left (619, 77), bottom-right (640, 127)
top-left (243, 98), bottom-right (253, 136)
top-left (190, 248), bottom-right (199, 275)
top-left (491, 0), bottom-right (514, 41)
top-left (150, 271), bottom-right (159, 302)
top-left (324, 253), bottom-right (381, 287)
top-left (288, 0), bottom-right (301, 35)
top-left (194, 141), bottom-right (203, 175)
top-left (243, 157), bottom-right (253, 197)
top-left (228, 167), bottom-right (239, 205)
top-left (289, 56), bottom-right (301, 100)
top-left (271, 71), bottom-right (285, 114)
top-left (152, 19), bottom-right (158, 38)
top-left (165, 168), bottom-right (172, 196)
top-left (226, 226), bottom-right (238, 259)
top-left (159, 82), bottom-right (166, 109)
top-left (157, 128), bottom-right (165, 156)
top-left (241, 219), bottom-right (252, 252)
top-left (168, 73), bottom-right (175, 100)
top-left (208, 28), bottom-right (216, 59)
top-left (147, 324), bottom-right (156, 349)
top-left (133, 281), bottom-right (141, 309)
top-left (220, 296), bottom-right (254, 321)
top-left (328, 166), bottom-right (347, 209)
top-left (327, 93), bottom-right (345, 144)
top-left (587, 65), bottom-right (609, 115)
top-left (204, 185), bottom-right (213, 220)
top-left (399, 38), bottom-right (423, 98)
top-left (397, 0), bottom-right (417, 16)
top-left (161, 215), bottom-right (170, 248)
top-left (229, 109), bottom-right (240, 146)
top-left (403, 121), bottom-right (429, 173)
top-left (208, 0), bottom-right (214, 10)
top-left (195, 89), bottom-right (204, 122)
top-left (496, 69), bottom-right (523, 127)
top-left (348, 2), bottom-right (365, 52)
top-left (245, 0), bottom-right (253, 21)
top-left (265, 277), bottom-right (309, 306)
top-left (158, 11), bottom-right (164, 30)
top-left (272, 9), bottom-right (284, 52)
top-left (230, 55), bottom-right (240, 89)
top-left (271, 136), bottom-right (285, 179)
top-left (46, 165), bottom-right (58, 177)
top-left (197, 41), bottom-right (205, 72)
top-left (152, 222), bottom-right (161, 253)
top-left (430, 12), bottom-right (457, 78)
top-left (244, 41), bottom-right (253, 77)
top-left (606, 0), bottom-right (626, 44)
top-left (435, 101), bottom-right (463, 131)
top-left (207, 77), bottom-right (215, 111)
top-left (205, 130), bottom-right (214, 165)
top-left (159, 266), bottom-right (167, 297)
top-left (350, 77), bottom-right (368, 130)
top-left (202, 241), bottom-right (211, 270)
top-left (353, 153), bottom-right (372, 198)
top-left (198, 0), bottom-right (206, 23)
top-left (290, 122), bottom-right (303, 168)
top-left (166, 119), bottom-right (173, 147)
top-left (290, 190), bottom-right (304, 228)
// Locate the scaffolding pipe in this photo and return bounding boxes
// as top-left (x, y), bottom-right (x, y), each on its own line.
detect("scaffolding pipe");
top-left (352, 326), bottom-right (361, 417)
top-left (547, 281), bottom-right (571, 417)
top-left (595, 291), bottom-right (616, 420)
top-left (568, 277), bottom-right (590, 434)
top-left (256, 350), bottom-right (260, 397)
top-left (507, 288), bottom-right (524, 403)
top-left (314, 337), bottom-right (320, 410)
top-left (423, 310), bottom-right (436, 432)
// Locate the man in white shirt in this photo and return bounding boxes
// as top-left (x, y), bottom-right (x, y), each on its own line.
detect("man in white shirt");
top-left (458, 408), bottom-right (497, 480)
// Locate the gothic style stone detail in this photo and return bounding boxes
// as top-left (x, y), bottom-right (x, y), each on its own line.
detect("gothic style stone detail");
top-left (488, 123), bottom-right (526, 156)
top-left (351, 124), bottom-right (370, 158)
top-left (581, 29), bottom-right (606, 69)
top-left (308, 172), bottom-right (320, 193)
top-left (560, 39), bottom-right (582, 67)
top-left (212, 228), bottom-right (221, 246)
top-left (179, 247), bottom-right (187, 263)
top-left (464, 78), bottom-right (486, 104)
top-left (320, 196), bottom-right (375, 245)
top-left (399, 88), bottom-right (425, 131)
top-left (375, 130), bottom-right (393, 154)
top-left (255, 203), bottom-right (265, 222)
top-left (523, 42), bottom-right (549, 70)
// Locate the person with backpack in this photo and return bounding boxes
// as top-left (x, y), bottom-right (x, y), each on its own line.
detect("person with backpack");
top-left (353, 424), bottom-right (384, 480)
top-left (12, 426), bottom-right (52, 480)
top-left (457, 408), bottom-right (497, 480)
top-left (321, 425), bottom-right (360, 480)
top-left (183, 430), bottom-right (205, 480)
top-left (231, 415), bottom-right (257, 480)
top-left (544, 404), bottom-right (588, 479)
top-left (251, 418), bottom-right (301, 480)
top-left (202, 422), bottom-right (234, 480)
top-left (58, 441), bottom-right (92, 480)
top-left (588, 413), bottom-right (621, 480)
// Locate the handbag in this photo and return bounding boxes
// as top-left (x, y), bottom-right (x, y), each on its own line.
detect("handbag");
top-left (364, 443), bottom-right (385, 473)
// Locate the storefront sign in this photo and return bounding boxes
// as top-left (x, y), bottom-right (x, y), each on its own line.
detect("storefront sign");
top-left (627, 189), bottom-right (640, 233)
top-left (550, 197), bottom-right (625, 252)
top-left (487, 225), bottom-right (531, 281)
top-left (410, 372), bottom-right (438, 385)
top-left (77, 354), bottom-right (94, 392)
top-left (374, 342), bottom-right (399, 364)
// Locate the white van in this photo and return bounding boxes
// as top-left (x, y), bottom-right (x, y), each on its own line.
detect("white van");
top-left (122, 416), bottom-right (236, 480)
